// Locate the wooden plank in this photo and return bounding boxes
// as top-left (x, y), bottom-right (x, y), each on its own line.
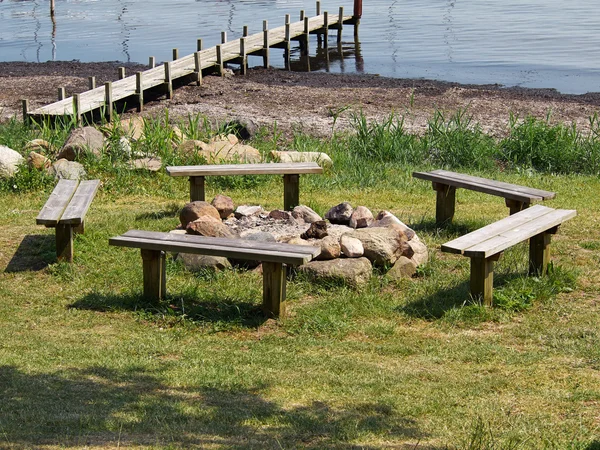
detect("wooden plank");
top-left (413, 170), bottom-right (555, 202)
top-left (167, 162), bottom-right (323, 177)
top-left (463, 209), bottom-right (576, 258)
top-left (36, 179), bottom-right (79, 226)
top-left (441, 205), bottom-right (553, 254)
top-left (59, 180), bottom-right (101, 225)
top-left (120, 230), bottom-right (320, 257)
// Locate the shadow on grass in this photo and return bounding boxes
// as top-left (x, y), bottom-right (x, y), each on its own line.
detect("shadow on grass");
top-left (4, 234), bottom-right (55, 273)
top-left (134, 202), bottom-right (181, 221)
top-left (70, 291), bottom-right (268, 328)
top-left (411, 217), bottom-right (491, 239)
top-left (0, 364), bottom-right (429, 448)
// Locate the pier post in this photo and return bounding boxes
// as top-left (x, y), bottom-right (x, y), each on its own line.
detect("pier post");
top-left (104, 82), bottom-right (113, 123)
top-left (300, 10), bottom-right (305, 21)
top-left (353, 0), bottom-right (362, 19)
top-left (240, 37), bottom-right (248, 75)
top-left (164, 62), bottom-right (173, 99)
top-left (194, 52), bottom-right (203, 85)
top-left (149, 56), bottom-right (156, 68)
top-left (197, 39), bottom-right (203, 51)
top-left (73, 93), bottom-right (82, 126)
top-left (323, 11), bottom-right (329, 48)
top-left (243, 25), bottom-right (249, 37)
top-left (216, 45), bottom-right (224, 76)
top-left (262, 20), bottom-right (270, 68)
top-left (316, 1), bottom-right (321, 15)
top-left (58, 87), bottom-right (65, 101)
top-left (172, 48), bottom-right (179, 60)
top-left (338, 7), bottom-right (344, 42)
top-left (136, 72), bottom-right (144, 112)
top-left (22, 100), bottom-right (30, 125)
top-left (88, 76), bottom-right (96, 90)
top-left (302, 17), bottom-right (310, 56)
top-left (118, 67), bottom-right (125, 80)
top-left (284, 15), bottom-right (291, 70)
top-left (221, 32), bottom-right (227, 44)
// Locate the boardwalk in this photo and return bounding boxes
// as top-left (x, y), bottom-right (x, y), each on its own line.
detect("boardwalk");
top-left (25, 6), bottom-right (357, 124)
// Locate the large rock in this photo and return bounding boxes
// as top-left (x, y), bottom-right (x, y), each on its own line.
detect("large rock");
top-left (313, 235), bottom-right (341, 260)
top-left (179, 138), bottom-right (261, 163)
top-left (47, 159), bottom-right (86, 180)
top-left (387, 256), bottom-right (417, 280)
top-left (301, 220), bottom-right (328, 239)
top-left (349, 206), bottom-right (374, 229)
top-left (225, 117), bottom-right (259, 140)
top-left (177, 140), bottom-right (207, 157)
top-left (128, 156), bottom-right (162, 171)
top-left (57, 126), bottom-right (104, 160)
top-left (27, 151), bottom-right (51, 170)
top-left (211, 194), bottom-right (234, 219)
top-left (120, 116), bottom-right (145, 141)
top-left (292, 205), bottom-right (322, 223)
top-left (234, 205), bottom-right (263, 219)
top-left (371, 211), bottom-right (416, 241)
top-left (299, 257), bottom-right (372, 287)
top-left (176, 253), bottom-right (231, 272)
top-left (186, 216), bottom-right (235, 238)
top-left (352, 227), bottom-right (411, 266)
top-left (325, 202), bottom-right (353, 225)
top-left (407, 239), bottom-right (429, 266)
top-left (0, 145), bottom-right (24, 178)
top-left (270, 151), bottom-right (333, 169)
top-left (340, 235), bottom-right (364, 258)
top-left (180, 201), bottom-right (221, 228)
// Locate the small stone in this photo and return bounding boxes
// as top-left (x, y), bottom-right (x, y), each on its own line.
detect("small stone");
top-left (268, 209), bottom-right (292, 221)
top-left (301, 220), bottom-right (328, 239)
top-left (292, 205), bottom-right (322, 223)
top-left (325, 202), bottom-right (353, 225)
top-left (349, 206), bottom-right (374, 229)
top-left (211, 194), bottom-right (234, 219)
top-left (27, 151), bottom-right (51, 170)
top-left (0, 145), bottom-right (25, 178)
top-left (47, 159), bottom-right (86, 180)
top-left (116, 137), bottom-right (132, 159)
top-left (234, 205), bottom-right (263, 219)
top-left (180, 201), bottom-right (221, 228)
top-left (314, 235), bottom-right (341, 260)
top-left (299, 257), bottom-right (372, 287)
top-left (176, 253), bottom-right (231, 272)
top-left (340, 235), bottom-right (364, 258)
top-left (387, 256), bottom-right (417, 280)
top-left (186, 216), bottom-right (235, 238)
top-left (128, 156), bottom-right (162, 171)
top-left (270, 150), bottom-right (333, 169)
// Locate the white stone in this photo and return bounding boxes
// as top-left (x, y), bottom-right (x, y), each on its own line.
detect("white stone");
top-left (270, 150), bottom-right (333, 169)
top-left (0, 145), bottom-right (24, 178)
top-left (340, 235), bottom-right (364, 258)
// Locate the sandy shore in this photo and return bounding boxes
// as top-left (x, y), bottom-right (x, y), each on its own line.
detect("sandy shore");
top-left (2, 61), bottom-right (600, 137)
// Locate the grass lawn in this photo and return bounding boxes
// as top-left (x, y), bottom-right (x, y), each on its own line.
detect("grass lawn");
top-left (1, 111), bottom-right (600, 448)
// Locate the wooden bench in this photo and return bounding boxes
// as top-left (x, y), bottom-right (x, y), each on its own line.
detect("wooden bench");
top-left (36, 179), bottom-right (100, 262)
top-left (109, 230), bottom-right (321, 318)
top-left (413, 169), bottom-right (556, 225)
top-left (441, 205), bottom-right (576, 305)
top-left (166, 162), bottom-right (323, 210)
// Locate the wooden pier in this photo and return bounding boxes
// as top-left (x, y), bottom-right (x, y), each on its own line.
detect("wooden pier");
top-left (24, 2), bottom-right (360, 125)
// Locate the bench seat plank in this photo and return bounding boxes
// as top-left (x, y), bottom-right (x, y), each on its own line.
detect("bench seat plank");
top-left (413, 169), bottom-right (555, 202)
top-left (166, 162), bottom-right (323, 177)
top-left (60, 180), bottom-right (101, 225)
top-left (36, 179), bottom-right (79, 226)
top-left (110, 231), bottom-right (320, 265)
top-left (442, 205), bottom-right (576, 258)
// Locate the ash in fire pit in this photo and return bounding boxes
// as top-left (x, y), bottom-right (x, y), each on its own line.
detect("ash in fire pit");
top-left (175, 197), bottom-right (428, 286)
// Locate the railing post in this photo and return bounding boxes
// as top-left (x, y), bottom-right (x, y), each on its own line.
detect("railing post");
top-left (148, 56), bottom-right (156, 68)
top-left (88, 76), bottom-right (96, 90)
top-left (104, 81), bottom-right (113, 123)
top-left (136, 71), bottom-right (144, 112)
top-left (194, 51), bottom-right (203, 85)
top-left (263, 20), bottom-right (270, 68)
top-left (21, 99), bottom-right (30, 125)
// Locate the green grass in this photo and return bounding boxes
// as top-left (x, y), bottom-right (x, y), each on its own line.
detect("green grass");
top-left (0, 110), bottom-right (600, 448)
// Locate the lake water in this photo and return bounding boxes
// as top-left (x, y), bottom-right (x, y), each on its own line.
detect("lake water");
top-left (1, 0), bottom-right (599, 94)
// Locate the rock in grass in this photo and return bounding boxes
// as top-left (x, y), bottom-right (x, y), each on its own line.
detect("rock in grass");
top-left (47, 159), bottom-right (86, 180)
top-left (186, 216), bottom-right (235, 238)
top-left (270, 150), bottom-right (333, 169)
top-left (325, 202), bottom-right (353, 225)
top-left (27, 151), bottom-right (51, 170)
top-left (352, 227), bottom-right (410, 266)
top-left (349, 206), bottom-right (374, 229)
top-left (340, 235), bottom-right (364, 258)
top-left (299, 257), bottom-right (372, 287)
top-left (387, 256), bottom-right (417, 280)
top-left (57, 126), bottom-right (104, 160)
top-left (128, 156), bottom-right (162, 171)
top-left (313, 235), bottom-right (341, 260)
top-left (292, 205), bottom-right (322, 223)
top-left (0, 145), bottom-right (24, 178)
top-left (176, 253), bottom-right (231, 272)
top-left (180, 201), bottom-right (221, 228)
top-left (211, 194), bottom-right (235, 219)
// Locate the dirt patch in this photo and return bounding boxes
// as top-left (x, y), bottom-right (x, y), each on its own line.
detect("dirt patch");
top-left (2, 61), bottom-right (600, 137)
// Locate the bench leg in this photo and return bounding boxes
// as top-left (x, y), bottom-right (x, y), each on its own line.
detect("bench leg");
top-left (74, 221), bottom-right (84, 235)
top-left (505, 199), bottom-right (529, 215)
top-left (470, 255), bottom-right (500, 306)
top-left (262, 262), bottom-right (287, 318)
top-left (141, 249), bottom-right (166, 301)
top-left (189, 176), bottom-right (205, 202)
top-left (529, 229), bottom-right (555, 276)
top-left (283, 174), bottom-right (300, 211)
top-left (55, 224), bottom-right (73, 262)
top-left (433, 182), bottom-right (456, 225)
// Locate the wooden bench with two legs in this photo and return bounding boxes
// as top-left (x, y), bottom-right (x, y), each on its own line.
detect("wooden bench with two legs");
top-left (441, 204), bottom-right (576, 305)
top-left (413, 169), bottom-right (556, 225)
top-left (36, 179), bottom-right (100, 262)
top-left (109, 230), bottom-right (321, 318)
top-left (166, 162), bottom-right (323, 210)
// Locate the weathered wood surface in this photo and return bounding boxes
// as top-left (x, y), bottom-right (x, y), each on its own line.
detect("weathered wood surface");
top-left (167, 162), bottom-right (323, 177)
top-left (441, 205), bottom-right (576, 258)
top-left (109, 230), bottom-right (321, 265)
top-left (36, 179), bottom-right (79, 226)
top-left (29, 12), bottom-right (354, 119)
top-left (413, 169), bottom-right (556, 202)
top-left (60, 180), bottom-right (101, 225)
